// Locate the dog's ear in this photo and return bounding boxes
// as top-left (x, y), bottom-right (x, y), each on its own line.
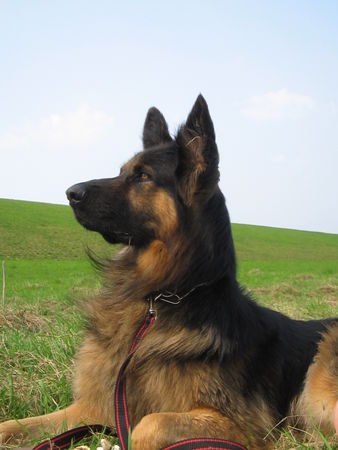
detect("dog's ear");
top-left (176, 95), bottom-right (219, 206)
top-left (143, 107), bottom-right (173, 149)
top-left (185, 94), bottom-right (216, 141)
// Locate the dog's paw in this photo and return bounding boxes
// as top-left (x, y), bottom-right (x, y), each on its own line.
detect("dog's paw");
top-left (0, 419), bottom-right (22, 444)
top-left (131, 414), bottom-right (167, 450)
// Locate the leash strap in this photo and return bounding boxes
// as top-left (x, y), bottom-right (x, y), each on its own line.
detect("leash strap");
top-left (33, 311), bottom-right (247, 450)
top-left (161, 438), bottom-right (247, 449)
top-left (114, 313), bottom-right (155, 450)
top-left (32, 424), bottom-right (114, 449)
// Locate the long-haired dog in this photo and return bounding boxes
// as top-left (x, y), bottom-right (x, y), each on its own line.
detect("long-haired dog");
top-left (0, 95), bottom-right (337, 449)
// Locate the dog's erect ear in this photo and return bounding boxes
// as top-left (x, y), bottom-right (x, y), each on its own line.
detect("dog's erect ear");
top-left (185, 94), bottom-right (216, 141)
top-left (143, 107), bottom-right (173, 149)
top-left (176, 95), bottom-right (219, 206)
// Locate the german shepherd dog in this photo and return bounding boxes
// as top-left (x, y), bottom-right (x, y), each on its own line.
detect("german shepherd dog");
top-left (1, 96), bottom-right (337, 449)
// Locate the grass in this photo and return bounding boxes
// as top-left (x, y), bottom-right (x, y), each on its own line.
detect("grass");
top-left (0, 198), bottom-right (337, 449)
top-left (238, 261), bottom-right (338, 319)
top-left (0, 198), bottom-right (112, 260)
top-left (232, 224), bottom-right (338, 261)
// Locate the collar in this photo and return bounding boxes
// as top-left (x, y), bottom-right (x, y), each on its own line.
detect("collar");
top-left (147, 280), bottom-right (214, 320)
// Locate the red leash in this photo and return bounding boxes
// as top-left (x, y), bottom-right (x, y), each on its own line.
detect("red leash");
top-left (33, 310), bottom-right (247, 450)
top-left (32, 424), bottom-right (114, 450)
top-left (114, 312), bottom-right (156, 449)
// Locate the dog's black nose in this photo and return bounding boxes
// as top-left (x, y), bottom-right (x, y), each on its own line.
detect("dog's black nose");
top-left (66, 183), bottom-right (86, 204)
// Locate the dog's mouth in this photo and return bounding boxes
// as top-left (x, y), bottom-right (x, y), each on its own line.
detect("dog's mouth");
top-left (102, 231), bottom-right (133, 245)
top-left (69, 206), bottom-right (133, 245)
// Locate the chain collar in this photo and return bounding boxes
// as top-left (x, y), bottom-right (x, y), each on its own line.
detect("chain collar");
top-left (147, 281), bottom-right (212, 319)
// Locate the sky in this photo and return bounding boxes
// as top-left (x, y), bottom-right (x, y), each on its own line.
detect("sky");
top-left (0, 1), bottom-right (337, 233)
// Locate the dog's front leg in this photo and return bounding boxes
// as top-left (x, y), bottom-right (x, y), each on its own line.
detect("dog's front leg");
top-left (0, 401), bottom-right (108, 445)
top-left (131, 407), bottom-right (269, 450)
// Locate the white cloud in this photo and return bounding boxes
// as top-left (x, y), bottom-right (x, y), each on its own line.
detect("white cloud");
top-left (0, 105), bottom-right (114, 150)
top-left (241, 89), bottom-right (314, 120)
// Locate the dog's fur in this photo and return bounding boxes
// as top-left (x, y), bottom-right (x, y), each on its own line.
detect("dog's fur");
top-left (0, 96), bottom-right (337, 449)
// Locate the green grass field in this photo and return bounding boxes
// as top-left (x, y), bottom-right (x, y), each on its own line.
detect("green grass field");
top-left (0, 198), bottom-right (337, 449)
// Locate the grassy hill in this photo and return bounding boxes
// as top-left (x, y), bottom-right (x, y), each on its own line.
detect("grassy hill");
top-left (0, 198), bottom-right (337, 449)
top-left (1, 198), bottom-right (337, 261)
top-left (0, 196), bottom-right (337, 318)
top-left (0, 198), bottom-right (109, 260)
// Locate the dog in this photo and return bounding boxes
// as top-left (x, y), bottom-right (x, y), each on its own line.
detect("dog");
top-left (0, 95), bottom-right (337, 449)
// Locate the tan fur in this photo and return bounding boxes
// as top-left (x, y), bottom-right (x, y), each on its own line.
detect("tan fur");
top-left (131, 408), bottom-right (271, 450)
top-left (128, 179), bottom-right (153, 210)
top-left (152, 190), bottom-right (178, 237)
top-left (292, 324), bottom-right (338, 434)
top-left (137, 239), bottom-right (170, 282)
top-left (130, 188), bottom-right (178, 240)
top-left (0, 402), bottom-right (101, 444)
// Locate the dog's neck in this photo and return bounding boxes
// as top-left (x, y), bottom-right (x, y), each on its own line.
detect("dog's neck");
top-left (147, 279), bottom-right (214, 304)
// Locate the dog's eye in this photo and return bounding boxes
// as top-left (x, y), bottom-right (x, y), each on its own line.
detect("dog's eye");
top-left (137, 172), bottom-right (151, 182)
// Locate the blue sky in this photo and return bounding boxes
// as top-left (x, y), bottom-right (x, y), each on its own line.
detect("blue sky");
top-left (0, 1), bottom-right (337, 233)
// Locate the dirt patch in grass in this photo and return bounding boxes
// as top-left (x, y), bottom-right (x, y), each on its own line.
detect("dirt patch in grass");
top-left (317, 284), bottom-right (337, 295)
top-left (0, 307), bottom-right (49, 331)
top-left (274, 283), bottom-right (300, 297)
top-left (251, 283), bottom-right (300, 301)
top-left (316, 284), bottom-right (338, 308)
top-left (294, 273), bottom-right (315, 281)
top-left (273, 424), bottom-right (337, 449)
top-left (69, 286), bottom-right (99, 302)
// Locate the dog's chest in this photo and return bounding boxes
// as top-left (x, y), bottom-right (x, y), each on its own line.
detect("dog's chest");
top-left (74, 303), bottom-right (225, 427)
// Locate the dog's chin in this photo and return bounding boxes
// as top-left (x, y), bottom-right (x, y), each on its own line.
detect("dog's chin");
top-left (70, 210), bottom-right (131, 245)
top-left (79, 222), bottom-right (132, 245)
top-left (102, 231), bottom-right (132, 245)
top-left (71, 213), bottom-right (98, 233)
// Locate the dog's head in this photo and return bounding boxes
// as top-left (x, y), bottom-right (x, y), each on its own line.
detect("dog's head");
top-left (66, 95), bottom-right (221, 248)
